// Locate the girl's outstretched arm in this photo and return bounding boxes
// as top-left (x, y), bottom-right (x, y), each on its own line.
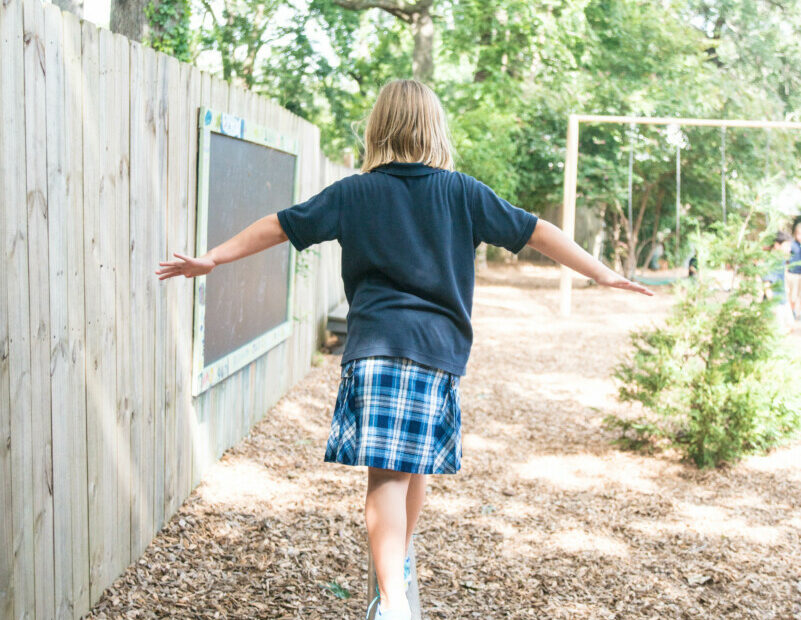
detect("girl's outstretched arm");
top-left (526, 219), bottom-right (654, 296)
top-left (155, 213), bottom-right (288, 280)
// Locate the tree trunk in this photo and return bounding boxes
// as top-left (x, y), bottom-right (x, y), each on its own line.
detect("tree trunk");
top-left (333, 0), bottom-right (435, 82)
top-left (641, 187), bottom-right (665, 270)
top-left (53, 0), bottom-right (84, 18)
top-left (591, 204), bottom-right (606, 261)
top-left (110, 0), bottom-right (151, 42)
top-left (410, 7), bottom-right (434, 82)
top-left (611, 212), bottom-right (623, 273)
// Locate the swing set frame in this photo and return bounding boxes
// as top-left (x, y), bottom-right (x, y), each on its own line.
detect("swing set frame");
top-left (559, 114), bottom-right (801, 316)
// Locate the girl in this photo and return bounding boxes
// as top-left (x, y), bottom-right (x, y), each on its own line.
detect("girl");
top-left (156, 79), bottom-right (652, 620)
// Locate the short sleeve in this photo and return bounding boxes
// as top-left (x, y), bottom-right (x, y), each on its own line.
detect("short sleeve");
top-left (470, 178), bottom-right (538, 253)
top-left (276, 181), bottom-right (341, 252)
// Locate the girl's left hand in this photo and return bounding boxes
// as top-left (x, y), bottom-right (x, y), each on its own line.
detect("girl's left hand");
top-left (596, 272), bottom-right (655, 296)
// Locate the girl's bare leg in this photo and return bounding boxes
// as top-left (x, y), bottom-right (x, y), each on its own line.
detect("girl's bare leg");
top-left (366, 467), bottom-right (411, 611)
top-left (405, 473), bottom-right (426, 554)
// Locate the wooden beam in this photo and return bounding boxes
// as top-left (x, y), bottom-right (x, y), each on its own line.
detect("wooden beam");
top-left (573, 114), bottom-right (801, 130)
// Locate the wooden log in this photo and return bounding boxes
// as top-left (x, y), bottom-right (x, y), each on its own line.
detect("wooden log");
top-left (22, 0), bottom-right (57, 614)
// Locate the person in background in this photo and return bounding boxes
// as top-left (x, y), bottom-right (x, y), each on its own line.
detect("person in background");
top-left (762, 231), bottom-right (794, 332)
top-left (688, 247), bottom-right (699, 279)
top-left (787, 220), bottom-right (801, 321)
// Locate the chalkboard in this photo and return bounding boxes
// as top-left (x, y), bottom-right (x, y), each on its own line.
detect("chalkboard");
top-left (191, 108), bottom-right (300, 396)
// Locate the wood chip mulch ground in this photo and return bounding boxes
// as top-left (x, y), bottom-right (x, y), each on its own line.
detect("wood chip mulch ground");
top-left (86, 263), bottom-right (801, 619)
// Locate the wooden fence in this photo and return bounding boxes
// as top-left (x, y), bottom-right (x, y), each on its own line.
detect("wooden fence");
top-left (0, 0), bottom-right (354, 617)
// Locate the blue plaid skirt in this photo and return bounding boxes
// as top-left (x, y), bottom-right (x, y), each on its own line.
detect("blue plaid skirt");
top-left (324, 356), bottom-right (462, 474)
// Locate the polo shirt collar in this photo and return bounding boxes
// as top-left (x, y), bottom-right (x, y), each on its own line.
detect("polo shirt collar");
top-left (372, 162), bottom-right (444, 176)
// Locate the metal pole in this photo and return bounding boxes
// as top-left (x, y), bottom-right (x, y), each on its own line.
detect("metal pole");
top-left (676, 144), bottom-right (681, 260)
top-left (721, 126), bottom-right (727, 224)
top-left (571, 114), bottom-right (801, 130)
top-left (627, 124), bottom-right (635, 243)
top-left (559, 115), bottom-right (580, 317)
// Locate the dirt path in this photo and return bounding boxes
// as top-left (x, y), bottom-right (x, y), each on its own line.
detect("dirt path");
top-left (87, 264), bottom-right (801, 619)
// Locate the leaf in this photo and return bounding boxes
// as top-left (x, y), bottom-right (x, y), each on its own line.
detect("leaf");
top-left (320, 581), bottom-right (351, 599)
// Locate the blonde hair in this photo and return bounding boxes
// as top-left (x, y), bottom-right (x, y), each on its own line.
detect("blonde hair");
top-left (358, 79), bottom-right (455, 173)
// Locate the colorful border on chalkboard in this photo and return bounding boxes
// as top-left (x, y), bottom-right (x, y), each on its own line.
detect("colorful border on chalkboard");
top-left (191, 106), bottom-right (300, 397)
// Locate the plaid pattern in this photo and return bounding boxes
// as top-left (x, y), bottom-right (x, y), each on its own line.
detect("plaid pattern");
top-left (324, 356), bottom-right (462, 474)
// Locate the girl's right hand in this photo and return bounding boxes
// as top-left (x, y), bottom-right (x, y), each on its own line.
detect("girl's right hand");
top-left (155, 252), bottom-right (216, 280)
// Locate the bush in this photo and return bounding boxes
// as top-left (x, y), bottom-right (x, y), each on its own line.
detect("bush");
top-left (604, 215), bottom-right (801, 468)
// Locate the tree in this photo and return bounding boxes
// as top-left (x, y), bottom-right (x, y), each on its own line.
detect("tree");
top-left (111, 0), bottom-right (152, 42)
top-left (332, 0), bottom-right (435, 82)
top-left (196, 0), bottom-right (283, 86)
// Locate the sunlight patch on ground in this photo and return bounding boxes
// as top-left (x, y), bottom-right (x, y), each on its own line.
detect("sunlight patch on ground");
top-left (493, 523), bottom-right (544, 558)
top-left (463, 432), bottom-right (507, 453)
top-left (512, 453), bottom-right (656, 493)
top-left (425, 493), bottom-right (480, 517)
top-left (505, 371), bottom-right (618, 409)
top-left (741, 443), bottom-right (801, 482)
top-left (549, 528), bottom-right (629, 557)
top-left (628, 502), bottom-right (783, 546)
top-left (278, 399), bottom-right (330, 436)
top-left (199, 459), bottom-right (306, 508)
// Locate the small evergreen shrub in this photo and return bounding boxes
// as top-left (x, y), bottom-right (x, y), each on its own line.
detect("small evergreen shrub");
top-left (604, 216), bottom-right (801, 468)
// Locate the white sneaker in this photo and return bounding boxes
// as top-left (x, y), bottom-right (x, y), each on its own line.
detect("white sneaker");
top-left (370, 597), bottom-right (412, 620)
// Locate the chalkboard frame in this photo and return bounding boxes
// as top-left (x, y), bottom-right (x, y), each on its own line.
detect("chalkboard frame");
top-left (191, 106), bottom-right (300, 397)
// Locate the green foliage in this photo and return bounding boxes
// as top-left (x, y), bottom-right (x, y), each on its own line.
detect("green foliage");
top-left (320, 580), bottom-right (351, 599)
top-left (195, 0), bottom-right (284, 86)
top-left (606, 213), bottom-right (801, 468)
top-left (180, 0), bottom-right (800, 235)
top-left (145, 0), bottom-right (193, 62)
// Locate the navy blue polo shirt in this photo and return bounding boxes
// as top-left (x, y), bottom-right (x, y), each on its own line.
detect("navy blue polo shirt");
top-left (276, 161), bottom-right (538, 376)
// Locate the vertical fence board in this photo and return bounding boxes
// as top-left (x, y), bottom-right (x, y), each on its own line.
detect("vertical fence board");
top-left (80, 19), bottom-right (103, 604)
top-left (22, 0), bottom-right (56, 615)
top-left (62, 10), bottom-right (90, 616)
top-left (43, 5), bottom-right (74, 618)
top-left (128, 40), bottom-right (152, 562)
top-left (113, 30), bottom-right (132, 577)
top-left (177, 62), bottom-right (199, 503)
top-left (0, 0), bottom-right (33, 617)
top-left (191, 70), bottom-right (213, 488)
top-left (208, 76), bottom-right (228, 462)
top-left (164, 54), bottom-right (182, 519)
top-left (97, 26), bottom-right (120, 591)
top-left (141, 45), bottom-right (158, 552)
top-left (153, 52), bottom-right (169, 534)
